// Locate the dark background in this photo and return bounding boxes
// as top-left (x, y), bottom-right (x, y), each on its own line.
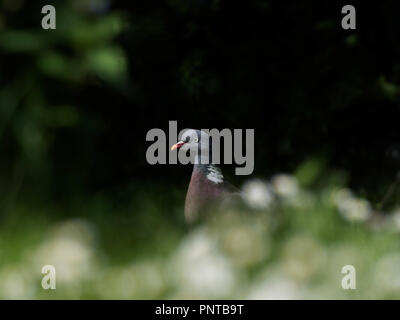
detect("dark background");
top-left (2, 0), bottom-right (400, 300)
top-left (1, 0), bottom-right (399, 208)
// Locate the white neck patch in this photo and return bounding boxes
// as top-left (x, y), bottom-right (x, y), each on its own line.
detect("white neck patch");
top-left (206, 165), bottom-right (224, 184)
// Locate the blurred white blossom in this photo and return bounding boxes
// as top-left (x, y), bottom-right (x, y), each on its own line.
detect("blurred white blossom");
top-left (271, 174), bottom-right (299, 198)
top-left (242, 179), bottom-right (274, 210)
top-left (246, 270), bottom-right (301, 299)
top-left (331, 188), bottom-right (372, 222)
top-left (31, 219), bottom-right (99, 287)
top-left (270, 174), bottom-right (315, 209)
top-left (168, 228), bottom-right (237, 298)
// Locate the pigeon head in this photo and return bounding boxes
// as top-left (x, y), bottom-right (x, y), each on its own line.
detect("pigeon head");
top-left (171, 129), bottom-right (212, 165)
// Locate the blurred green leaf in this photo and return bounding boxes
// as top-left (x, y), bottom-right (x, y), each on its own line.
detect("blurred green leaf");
top-left (86, 46), bottom-right (127, 83)
top-left (295, 157), bottom-right (326, 187)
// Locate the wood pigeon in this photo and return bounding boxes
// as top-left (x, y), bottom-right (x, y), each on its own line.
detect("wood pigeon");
top-left (171, 129), bottom-right (240, 223)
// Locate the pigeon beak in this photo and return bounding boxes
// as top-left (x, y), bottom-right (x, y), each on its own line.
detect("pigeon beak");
top-left (171, 141), bottom-right (185, 151)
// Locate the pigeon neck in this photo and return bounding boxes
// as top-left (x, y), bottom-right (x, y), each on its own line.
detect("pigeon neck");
top-left (193, 163), bottom-right (224, 184)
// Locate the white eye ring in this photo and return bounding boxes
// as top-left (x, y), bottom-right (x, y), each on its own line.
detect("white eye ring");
top-left (194, 138), bottom-right (199, 142)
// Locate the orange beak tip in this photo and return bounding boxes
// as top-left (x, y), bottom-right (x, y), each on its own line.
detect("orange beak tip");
top-left (171, 141), bottom-right (185, 151)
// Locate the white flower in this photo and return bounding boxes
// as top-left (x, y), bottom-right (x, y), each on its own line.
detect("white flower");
top-left (168, 228), bottom-right (236, 298)
top-left (241, 179), bottom-right (274, 210)
top-left (31, 219), bottom-right (99, 286)
top-left (331, 189), bottom-right (372, 222)
top-left (271, 174), bottom-right (299, 198)
top-left (339, 198), bottom-right (372, 222)
top-left (246, 271), bottom-right (301, 300)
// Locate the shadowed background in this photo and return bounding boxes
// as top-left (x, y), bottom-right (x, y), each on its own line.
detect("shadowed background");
top-left (0, 0), bottom-right (400, 299)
